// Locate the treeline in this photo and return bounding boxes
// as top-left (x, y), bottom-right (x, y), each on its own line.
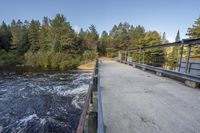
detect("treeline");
top-left (98, 17), bottom-right (200, 68)
top-left (0, 14), bottom-right (98, 70)
top-left (99, 23), bottom-right (173, 67)
top-left (0, 14), bottom-right (199, 70)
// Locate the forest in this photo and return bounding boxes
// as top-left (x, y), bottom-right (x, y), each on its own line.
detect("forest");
top-left (0, 14), bottom-right (199, 70)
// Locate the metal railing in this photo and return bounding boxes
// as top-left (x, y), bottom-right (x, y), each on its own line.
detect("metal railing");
top-left (97, 62), bottom-right (104, 133)
top-left (180, 61), bottom-right (200, 76)
top-left (76, 60), bottom-right (104, 133)
top-left (135, 64), bottom-right (200, 84)
top-left (118, 38), bottom-right (200, 86)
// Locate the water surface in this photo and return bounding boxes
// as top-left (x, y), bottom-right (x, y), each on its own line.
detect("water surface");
top-left (0, 70), bottom-right (92, 133)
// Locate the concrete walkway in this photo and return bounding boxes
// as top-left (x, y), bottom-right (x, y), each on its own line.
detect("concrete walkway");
top-left (99, 61), bottom-right (200, 133)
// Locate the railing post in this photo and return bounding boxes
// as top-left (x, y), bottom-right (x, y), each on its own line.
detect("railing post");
top-left (185, 44), bottom-right (192, 73)
top-left (76, 60), bottom-right (99, 133)
top-left (125, 51), bottom-right (127, 63)
top-left (118, 51), bottom-right (122, 62)
top-left (127, 52), bottom-right (130, 64)
top-left (178, 42), bottom-right (184, 72)
top-left (142, 51), bottom-right (145, 64)
top-left (139, 48), bottom-right (141, 64)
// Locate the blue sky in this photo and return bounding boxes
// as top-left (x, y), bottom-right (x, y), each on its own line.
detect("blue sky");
top-left (0, 0), bottom-right (200, 42)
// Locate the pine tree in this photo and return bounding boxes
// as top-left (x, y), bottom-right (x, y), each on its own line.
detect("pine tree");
top-left (166, 30), bottom-right (181, 70)
top-left (129, 25), bottom-right (145, 49)
top-left (175, 30), bottom-right (180, 42)
top-left (187, 17), bottom-right (200, 38)
top-left (85, 24), bottom-right (99, 51)
top-left (98, 31), bottom-right (108, 56)
top-left (161, 32), bottom-right (168, 44)
top-left (144, 31), bottom-right (165, 67)
top-left (28, 20), bottom-right (40, 52)
top-left (39, 17), bottom-right (50, 51)
top-left (11, 20), bottom-right (29, 55)
top-left (187, 17), bottom-right (200, 59)
top-left (50, 14), bottom-right (76, 53)
top-left (0, 21), bottom-right (12, 51)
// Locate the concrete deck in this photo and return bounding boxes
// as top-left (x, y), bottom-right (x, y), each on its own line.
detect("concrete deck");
top-left (99, 61), bottom-right (200, 133)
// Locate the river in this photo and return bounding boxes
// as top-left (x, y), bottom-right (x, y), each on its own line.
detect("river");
top-left (0, 70), bottom-right (92, 133)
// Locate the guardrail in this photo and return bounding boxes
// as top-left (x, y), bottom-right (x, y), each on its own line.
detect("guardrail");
top-left (180, 61), bottom-right (200, 76)
top-left (119, 38), bottom-right (200, 73)
top-left (76, 60), bottom-right (105, 133)
top-left (97, 62), bottom-right (104, 133)
top-left (118, 60), bottom-right (200, 88)
top-left (118, 38), bottom-right (200, 88)
top-left (135, 64), bottom-right (200, 84)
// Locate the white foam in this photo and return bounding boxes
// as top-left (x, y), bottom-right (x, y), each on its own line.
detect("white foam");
top-left (71, 73), bottom-right (92, 85)
top-left (19, 88), bottom-right (25, 91)
top-left (71, 84), bottom-right (90, 109)
top-left (49, 84), bottom-right (89, 96)
top-left (37, 85), bottom-right (46, 91)
top-left (72, 95), bottom-right (81, 109)
top-left (64, 84), bottom-right (89, 95)
top-left (19, 114), bottom-right (38, 124)
top-left (46, 111), bottom-right (51, 115)
top-left (40, 118), bottom-right (46, 125)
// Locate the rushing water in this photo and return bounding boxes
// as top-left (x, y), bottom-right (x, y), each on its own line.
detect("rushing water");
top-left (0, 70), bottom-right (92, 133)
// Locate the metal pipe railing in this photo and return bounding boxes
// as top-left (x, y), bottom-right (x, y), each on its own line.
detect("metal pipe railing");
top-left (127, 38), bottom-right (200, 52)
top-left (76, 60), bottom-right (104, 133)
top-left (135, 64), bottom-right (200, 84)
top-left (118, 38), bottom-right (200, 74)
top-left (97, 60), bottom-right (104, 133)
top-left (76, 77), bottom-right (94, 133)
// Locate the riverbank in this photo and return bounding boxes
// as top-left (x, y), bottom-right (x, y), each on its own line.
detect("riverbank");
top-left (0, 61), bottom-right (96, 73)
top-left (77, 61), bottom-right (96, 71)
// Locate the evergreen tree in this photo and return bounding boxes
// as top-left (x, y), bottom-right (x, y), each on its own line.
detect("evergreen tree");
top-left (144, 31), bottom-right (165, 67)
top-left (98, 31), bottom-right (108, 56)
top-left (187, 17), bottom-right (200, 38)
top-left (175, 30), bottom-right (180, 42)
top-left (11, 20), bottom-right (29, 55)
top-left (161, 32), bottom-right (168, 44)
top-left (129, 25), bottom-right (145, 49)
top-left (87, 24), bottom-right (99, 51)
top-left (0, 21), bottom-right (12, 51)
top-left (187, 17), bottom-right (200, 59)
top-left (50, 14), bottom-right (76, 53)
top-left (39, 17), bottom-right (50, 51)
top-left (28, 20), bottom-right (40, 52)
top-left (167, 47), bottom-right (179, 70)
top-left (109, 22), bottom-right (131, 51)
top-left (78, 28), bottom-right (87, 50)
top-left (165, 30), bottom-right (181, 70)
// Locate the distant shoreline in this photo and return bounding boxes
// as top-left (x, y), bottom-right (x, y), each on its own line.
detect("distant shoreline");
top-left (0, 65), bottom-right (94, 74)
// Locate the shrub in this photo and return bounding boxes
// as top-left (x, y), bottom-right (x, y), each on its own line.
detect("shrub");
top-left (0, 50), bottom-right (23, 66)
top-left (59, 54), bottom-right (81, 70)
top-left (24, 50), bottom-right (81, 70)
top-left (35, 51), bottom-right (52, 68)
top-left (24, 51), bottom-right (36, 66)
top-left (82, 50), bottom-right (98, 61)
top-left (51, 52), bottom-right (62, 69)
